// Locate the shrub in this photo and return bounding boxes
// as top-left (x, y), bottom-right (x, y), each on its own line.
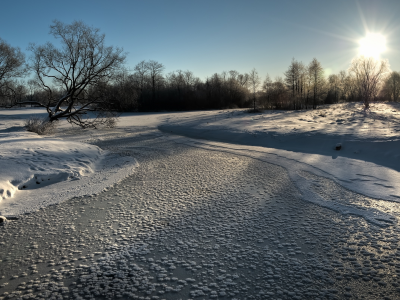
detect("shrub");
top-left (97, 111), bottom-right (119, 128)
top-left (103, 116), bottom-right (117, 128)
top-left (24, 117), bottom-right (57, 135)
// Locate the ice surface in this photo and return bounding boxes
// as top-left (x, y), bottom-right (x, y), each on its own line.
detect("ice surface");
top-left (164, 135), bottom-right (396, 227)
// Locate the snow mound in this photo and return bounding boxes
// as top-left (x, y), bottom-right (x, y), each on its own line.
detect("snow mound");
top-left (0, 132), bottom-right (99, 200)
top-left (0, 131), bottom-right (138, 217)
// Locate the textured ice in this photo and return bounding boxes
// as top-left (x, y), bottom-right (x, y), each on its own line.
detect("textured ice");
top-left (165, 135), bottom-right (396, 227)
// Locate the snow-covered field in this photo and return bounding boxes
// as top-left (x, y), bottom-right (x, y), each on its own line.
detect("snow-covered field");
top-left (1, 103), bottom-right (400, 300)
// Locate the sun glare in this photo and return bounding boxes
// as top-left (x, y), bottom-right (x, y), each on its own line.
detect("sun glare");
top-left (359, 33), bottom-right (386, 59)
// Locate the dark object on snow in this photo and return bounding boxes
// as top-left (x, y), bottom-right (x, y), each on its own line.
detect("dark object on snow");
top-left (335, 143), bottom-right (342, 150)
top-left (0, 216), bottom-right (7, 225)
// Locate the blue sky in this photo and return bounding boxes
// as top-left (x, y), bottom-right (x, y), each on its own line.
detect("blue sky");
top-left (1, 0), bottom-right (399, 81)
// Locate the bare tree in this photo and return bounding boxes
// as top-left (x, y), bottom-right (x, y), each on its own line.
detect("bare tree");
top-left (285, 59), bottom-right (299, 109)
top-left (183, 70), bottom-right (197, 88)
top-left (225, 70), bottom-right (248, 108)
top-left (0, 38), bottom-right (27, 105)
top-left (0, 38), bottom-right (26, 87)
top-left (27, 20), bottom-right (126, 128)
top-left (146, 60), bottom-right (164, 104)
top-left (297, 63), bottom-right (307, 109)
top-left (383, 71), bottom-right (400, 102)
top-left (134, 60), bottom-right (149, 92)
top-left (0, 80), bottom-right (27, 107)
top-left (270, 76), bottom-right (288, 109)
top-left (261, 74), bottom-right (272, 109)
top-left (327, 74), bottom-right (341, 104)
top-left (308, 58), bottom-right (326, 109)
top-left (237, 73), bottom-right (249, 88)
top-left (342, 73), bottom-right (358, 102)
top-left (349, 55), bottom-right (390, 110)
top-left (101, 68), bottom-right (139, 111)
top-left (286, 60), bottom-right (306, 109)
top-left (248, 68), bottom-right (261, 111)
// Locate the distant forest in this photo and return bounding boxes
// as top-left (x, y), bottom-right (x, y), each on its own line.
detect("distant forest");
top-left (1, 22), bottom-right (399, 114)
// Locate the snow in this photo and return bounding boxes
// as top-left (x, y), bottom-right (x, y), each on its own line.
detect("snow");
top-left (1, 102), bottom-right (400, 222)
top-left (156, 102), bottom-right (400, 203)
top-left (0, 108), bottom-right (138, 217)
top-left (155, 136), bottom-right (393, 226)
top-left (2, 103), bottom-right (400, 299)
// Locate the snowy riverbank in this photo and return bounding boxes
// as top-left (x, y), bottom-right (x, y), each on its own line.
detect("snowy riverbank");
top-left (2, 104), bottom-right (400, 299)
top-left (1, 102), bottom-right (400, 218)
top-left (0, 109), bottom-right (138, 217)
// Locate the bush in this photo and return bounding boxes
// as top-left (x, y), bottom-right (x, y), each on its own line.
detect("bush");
top-left (95, 111), bottom-right (119, 128)
top-left (24, 117), bottom-right (57, 135)
top-left (103, 115), bottom-right (117, 128)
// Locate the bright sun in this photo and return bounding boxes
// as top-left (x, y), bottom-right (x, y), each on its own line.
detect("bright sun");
top-left (359, 33), bottom-right (387, 59)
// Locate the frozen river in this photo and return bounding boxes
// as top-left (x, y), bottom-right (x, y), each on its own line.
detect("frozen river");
top-left (1, 127), bottom-right (400, 300)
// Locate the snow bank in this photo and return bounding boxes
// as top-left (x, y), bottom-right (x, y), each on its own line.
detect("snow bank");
top-left (0, 132), bottom-right (101, 199)
top-left (0, 109), bottom-right (138, 217)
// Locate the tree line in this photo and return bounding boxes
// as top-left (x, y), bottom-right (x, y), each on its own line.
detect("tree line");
top-left (0, 20), bottom-right (398, 128)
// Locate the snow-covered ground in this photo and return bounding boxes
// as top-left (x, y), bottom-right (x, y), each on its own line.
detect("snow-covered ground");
top-left (0, 109), bottom-right (138, 217)
top-left (1, 102), bottom-right (400, 220)
top-left (1, 103), bottom-right (400, 300)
